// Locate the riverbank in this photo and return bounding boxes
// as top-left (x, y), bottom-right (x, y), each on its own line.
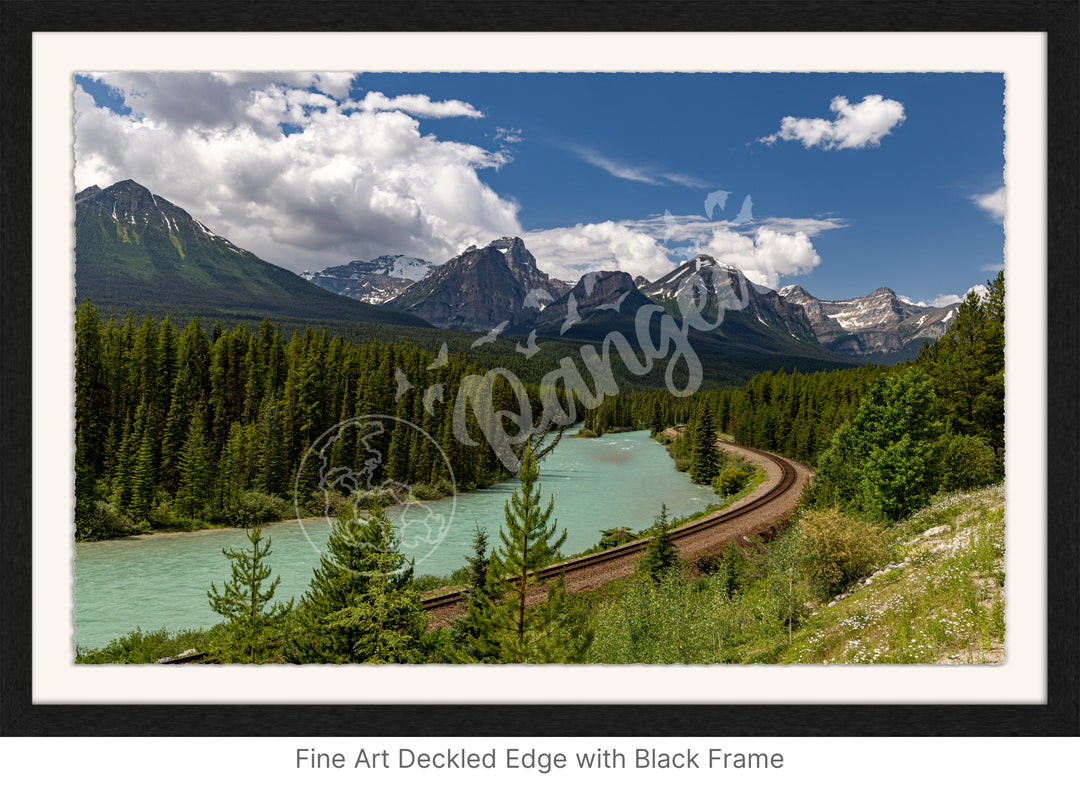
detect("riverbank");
top-left (75, 470), bottom-right (514, 545)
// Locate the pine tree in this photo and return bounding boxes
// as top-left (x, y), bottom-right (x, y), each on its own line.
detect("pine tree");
top-left (155, 316), bottom-right (178, 416)
top-left (463, 524), bottom-right (491, 597)
top-left (465, 446), bottom-right (590, 663)
top-left (917, 271), bottom-right (1005, 450)
top-left (291, 503), bottom-right (422, 663)
top-left (255, 395), bottom-right (285, 495)
top-left (321, 506), bottom-right (428, 664)
top-left (75, 301), bottom-right (107, 530)
top-left (130, 403), bottom-right (157, 521)
top-left (110, 413), bottom-right (138, 510)
top-left (649, 398), bottom-right (664, 436)
top-left (74, 300), bottom-right (108, 476)
top-left (449, 525), bottom-right (499, 660)
top-left (689, 405), bottom-right (721, 485)
top-left (638, 503), bottom-right (680, 583)
top-left (215, 422), bottom-right (248, 516)
top-left (130, 315), bottom-right (159, 418)
top-left (177, 406), bottom-right (212, 518)
top-left (207, 523), bottom-right (293, 663)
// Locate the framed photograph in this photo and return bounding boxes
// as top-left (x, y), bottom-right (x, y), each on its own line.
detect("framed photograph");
top-left (2, 1), bottom-right (1077, 741)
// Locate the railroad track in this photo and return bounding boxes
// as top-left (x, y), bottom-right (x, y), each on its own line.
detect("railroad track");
top-left (160, 444), bottom-right (803, 662)
top-left (420, 443), bottom-right (801, 615)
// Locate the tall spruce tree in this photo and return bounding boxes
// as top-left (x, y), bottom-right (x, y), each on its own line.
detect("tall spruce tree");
top-left (176, 405), bottom-right (212, 518)
top-left (689, 405), bottom-right (721, 485)
top-left (290, 503), bottom-right (423, 663)
top-left (130, 404), bottom-right (157, 521)
top-left (465, 446), bottom-right (591, 663)
top-left (207, 523), bottom-right (293, 663)
top-left (638, 503), bottom-right (680, 584)
top-left (449, 524), bottom-right (500, 661)
top-left (916, 271), bottom-right (1005, 450)
top-left (649, 398), bottom-right (664, 436)
top-left (321, 506), bottom-right (428, 664)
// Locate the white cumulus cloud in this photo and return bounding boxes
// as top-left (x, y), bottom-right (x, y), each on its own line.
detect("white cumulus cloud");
top-left (523, 222), bottom-right (674, 283)
top-left (699, 227), bottom-right (821, 289)
top-left (74, 73), bottom-right (519, 273)
top-left (760, 95), bottom-right (907, 150)
top-left (523, 217), bottom-right (829, 290)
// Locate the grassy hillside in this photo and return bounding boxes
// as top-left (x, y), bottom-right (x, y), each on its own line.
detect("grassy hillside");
top-left (586, 484), bottom-right (1005, 664)
top-left (783, 485), bottom-right (1004, 664)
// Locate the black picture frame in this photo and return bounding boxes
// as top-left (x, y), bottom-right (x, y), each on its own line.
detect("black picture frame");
top-left (2, 0), bottom-right (1077, 737)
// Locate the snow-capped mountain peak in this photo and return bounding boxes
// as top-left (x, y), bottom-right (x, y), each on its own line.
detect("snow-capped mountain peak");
top-left (303, 254), bottom-right (436, 304)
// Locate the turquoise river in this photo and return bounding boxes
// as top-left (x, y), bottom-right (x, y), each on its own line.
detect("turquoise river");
top-left (74, 429), bottom-right (716, 650)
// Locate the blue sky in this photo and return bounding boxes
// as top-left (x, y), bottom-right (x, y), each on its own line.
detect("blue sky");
top-left (74, 71), bottom-right (1004, 304)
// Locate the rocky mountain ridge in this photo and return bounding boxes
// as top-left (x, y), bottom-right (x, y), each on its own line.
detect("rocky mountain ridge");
top-left (643, 254), bottom-right (819, 342)
top-left (778, 283), bottom-right (958, 357)
top-left (373, 241), bottom-right (958, 360)
top-left (301, 254), bottom-right (435, 304)
top-left (384, 236), bottom-right (570, 332)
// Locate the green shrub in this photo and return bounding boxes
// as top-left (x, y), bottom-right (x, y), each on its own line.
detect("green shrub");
top-left (75, 500), bottom-right (143, 541)
top-left (409, 480), bottom-right (453, 501)
top-left (208, 490), bottom-right (289, 527)
top-left (598, 526), bottom-right (638, 550)
top-left (586, 573), bottom-right (733, 664)
top-left (694, 541), bottom-right (755, 596)
top-left (411, 573), bottom-right (454, 593)
top-left (714, 467), bottom-right (751, 496)
top-left (308, 487), bottom-right (398, 516)
top-left (939, 434), bottom-right (1002, 492)
top-left (812, 368), bottom-right (943, 520)
top-left (796, 508), bottom-right (888, 601)
top-left (76, 626), bottom-right (211, 664)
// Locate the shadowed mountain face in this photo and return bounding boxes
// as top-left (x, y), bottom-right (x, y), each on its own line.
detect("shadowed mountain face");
top-left (385, 236), bottom-right (569, 332)
top-left (527, 270), bottom-right (655, 340)
top-left (642, 254), bottom-right (817, 341)
top-left (74, 180), bottom-right (429, 327)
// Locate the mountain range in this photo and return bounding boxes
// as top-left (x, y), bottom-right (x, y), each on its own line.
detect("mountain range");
top-left (308, 241), bottom-right (958, 361)
top-left (777, 284), bottom-right (958, 357)
top-left (74, 180), bottom-right (958, 368)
